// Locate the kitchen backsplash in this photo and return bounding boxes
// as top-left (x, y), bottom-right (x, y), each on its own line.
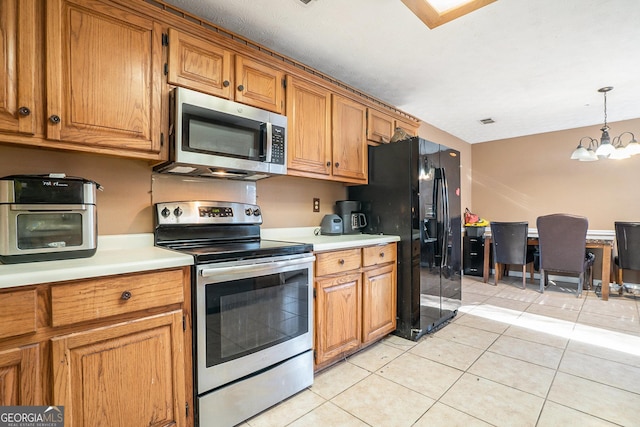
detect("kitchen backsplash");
top-left (0, 145), bottom-right (347, 234)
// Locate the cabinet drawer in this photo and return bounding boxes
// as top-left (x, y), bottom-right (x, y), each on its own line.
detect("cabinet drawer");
top-left (0, 289), bottom-right (37, 339)
top-left (51, 269), bottom-right (185, 327)
top-left (363, 244), bottom-right (396, 267)
top-left (315, 249), bottom-right (362, 276)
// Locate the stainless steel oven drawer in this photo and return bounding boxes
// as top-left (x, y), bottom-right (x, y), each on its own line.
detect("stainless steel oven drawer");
top-left (197, 350), bottom-right (313, 427)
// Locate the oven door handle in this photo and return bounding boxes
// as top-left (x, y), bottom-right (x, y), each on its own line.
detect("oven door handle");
top-left (199, 256), bottom-right (314, 278)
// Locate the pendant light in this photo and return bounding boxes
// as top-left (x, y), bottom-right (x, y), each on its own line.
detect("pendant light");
top-left (570, 86), bottom-right (638, 161)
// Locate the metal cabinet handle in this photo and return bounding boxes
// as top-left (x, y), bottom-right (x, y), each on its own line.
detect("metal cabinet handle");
top-left (223, 80), bottom-right (230, 87)
top-left (49, 115), bottom-right (61, 124)
top-left (335, 162), bottom-right (340, 168)
top-left (18, 106), bottom-right (31, 116)
top-left (121, 290), bottom-right (132, 300)
top-left (326, 161), bottom-right (331, 167)
top-left (379, 252), bottom-right (385, 258)
top-left (339, 259), bottom-right (345, 265)
top-left (237, 84), bottom-right (244, 91)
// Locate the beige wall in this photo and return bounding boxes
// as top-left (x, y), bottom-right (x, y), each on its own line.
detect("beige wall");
top-left (471, 117), bottom-right (640, 230)
top-left (0, 145), bottom-right (153, 234)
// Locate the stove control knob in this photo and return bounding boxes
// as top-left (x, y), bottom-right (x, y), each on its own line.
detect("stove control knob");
top-left (174, 207), bottom-right (183, 217)
top-left (161, 207), bottom-right (171, 218)
top-left (253, 208), bottom-right (261, 216)
top-left (245, 208), bottom-right (253, 216)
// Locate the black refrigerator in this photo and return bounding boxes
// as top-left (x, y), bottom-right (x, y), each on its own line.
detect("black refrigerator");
top-left (349, 137), bottom-right (462, 341)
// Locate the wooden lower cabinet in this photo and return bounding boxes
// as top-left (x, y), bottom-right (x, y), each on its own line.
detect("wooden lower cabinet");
top-left (0, 267), bottom-right (192, 426)
top-left (0, 344), bottom-right (41, 406)
top-left (362, 263), bottom-right (397, 344)
top-left (314, 243), bottom-right (397, 370)
top-left (314, 273), bottom-right (362, 366)
top-left (52, 310), bottom-right (186, 427)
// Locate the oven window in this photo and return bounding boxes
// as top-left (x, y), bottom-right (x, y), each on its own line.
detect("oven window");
top-left (205, 269), bottom-right (309, 367)
top-left (17, 213), bottom-right (83, 249)
top-left (183, 111), bottom-right (265, 161)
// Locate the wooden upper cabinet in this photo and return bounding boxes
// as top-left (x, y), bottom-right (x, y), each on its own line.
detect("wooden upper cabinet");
top-left (332, 95), bottom-right (367, 182)
top-left (367, 108), bottom-right (394, 145)
top-left (286, 76), bottom-right (332, 177)
top-left (235, 56), bottom-right (285, 114)
top-left (0, 0), bottom-right (36, 135)
top-left (167, 28), bottom-right (233, 99)
top-left (396, 118), bottom-right (419, 138)
top-left (45, 0), bottom-right (162, 156)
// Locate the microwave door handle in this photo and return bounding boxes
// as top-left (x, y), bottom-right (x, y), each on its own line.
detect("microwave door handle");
top-left (264, 122), bottom-right (272, 163)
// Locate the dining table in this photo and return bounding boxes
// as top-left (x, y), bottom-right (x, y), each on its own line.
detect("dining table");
top-left (481, 229), bottom-right (615, 301)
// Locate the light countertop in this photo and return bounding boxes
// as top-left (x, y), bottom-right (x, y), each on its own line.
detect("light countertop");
top-left (0, 228), bottom-right (400, 290)
top-left (0, 234), bottom-right (193, 290)
top-left (262, 227), bottom-right (400, 252)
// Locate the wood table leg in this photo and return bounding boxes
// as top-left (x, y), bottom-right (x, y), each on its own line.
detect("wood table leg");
top-left (601, 243), bottom-right (611, 301)
top-left (483, 237), bottom-right (491, 283)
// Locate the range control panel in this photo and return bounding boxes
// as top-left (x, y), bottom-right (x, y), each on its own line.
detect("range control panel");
top-left (155, 201), bottom-right (262, 225)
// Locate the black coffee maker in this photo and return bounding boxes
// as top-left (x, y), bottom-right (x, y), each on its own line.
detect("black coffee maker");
top-left (335, 200), bottom-right (367, 234)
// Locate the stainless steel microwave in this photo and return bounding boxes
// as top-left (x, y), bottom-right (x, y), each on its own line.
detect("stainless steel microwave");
top-left (154, 87), bottom-right (287, 180)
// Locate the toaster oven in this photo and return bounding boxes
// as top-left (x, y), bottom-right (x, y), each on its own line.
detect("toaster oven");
top-left (0, 174), bottom-right (100, 264)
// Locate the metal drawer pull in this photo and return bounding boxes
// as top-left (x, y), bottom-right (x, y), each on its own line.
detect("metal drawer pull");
top-left (339, 259), bottom-right (345, 265)
top-left (379, 252), bottom-right (385, 258)
top-left (121, 291), bottom-right (132, 300)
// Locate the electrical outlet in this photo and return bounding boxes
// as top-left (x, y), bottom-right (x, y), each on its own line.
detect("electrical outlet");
top-left (313, 198), bottom-right (320, 212)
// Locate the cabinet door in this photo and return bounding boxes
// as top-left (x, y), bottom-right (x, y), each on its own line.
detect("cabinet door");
top-left (167, 28), bottom-right (233, 99)
top-left (46, 0), bottom-right (162, 156)
top-left (285, 76), bottom-right (332, 177)
top-left (52, 311), bottom-right (186, 427)
top-left (234, 56), bottom-right (284, 114)
top-left (362, 263), bottom-right (397, 343)
top-left (0, 344), bottom-right (41, 406)
top-left (367, 108), bottom-right (394, 145)
top-left (395, 118), bottom-right (419, 137)
top-left (0, 0), bottom-right (36, 134)
top-left (315, 273), bottom-right (361, 366)
top-left (332, 95), bottom-right (367, 182)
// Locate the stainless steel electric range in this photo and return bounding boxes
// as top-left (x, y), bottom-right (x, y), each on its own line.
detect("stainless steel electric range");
top-left (154, 201), bottom-right (315, 427)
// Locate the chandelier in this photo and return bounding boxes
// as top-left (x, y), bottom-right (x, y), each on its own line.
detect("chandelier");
top-left (570, 86), bottom-right (640, 161)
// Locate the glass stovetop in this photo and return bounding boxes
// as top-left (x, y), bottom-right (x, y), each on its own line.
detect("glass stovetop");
top-left (162, 239), bottom-right (313, 263)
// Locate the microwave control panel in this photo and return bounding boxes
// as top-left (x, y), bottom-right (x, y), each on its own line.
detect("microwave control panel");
top-left (271, 125), bottom-right (285, 165)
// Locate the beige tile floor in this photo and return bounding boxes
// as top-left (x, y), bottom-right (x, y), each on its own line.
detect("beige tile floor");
top-left (241, 275), bottom-right (640, 427)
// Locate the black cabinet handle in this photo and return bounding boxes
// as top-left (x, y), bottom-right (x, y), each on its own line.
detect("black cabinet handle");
top-left (335, 162), bottom-right (340, 168)
top-left (326, 161), bottom-right (331, 167)
top-left (49, 115), bottom-right (61, 124)
top-left (121, 290), bottom-right (132, 300)
top-left (18, 106), bottom-right (31, 116)
top-left (237, 84), bottom-right (244, 91)
top-left (379, 252), bottom-right (385, 258)
top-left (223, 80), bottom-right (230, 87)
top-left (339, 259), bottom-right (345, 265)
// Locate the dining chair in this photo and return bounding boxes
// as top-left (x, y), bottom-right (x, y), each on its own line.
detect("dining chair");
top-left (614, 222), bottom-right (640, 294)
top-left (490, 221), bottom-right (535, 289)
top-left (536, 213), bottom-right (591, 297)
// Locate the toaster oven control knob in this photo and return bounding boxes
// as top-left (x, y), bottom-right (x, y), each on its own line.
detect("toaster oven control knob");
top-left (253, 208), bottom-right (261, 216)
top-left (161, 207), bottom-right (171, 218)
top-left (173, 207), bottom-right (183, 217)
top-left (245, 208), bottom-right (253, 216)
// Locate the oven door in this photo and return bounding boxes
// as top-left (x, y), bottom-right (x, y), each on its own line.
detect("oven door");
top-left (195, 253), bottom-right (314, 393)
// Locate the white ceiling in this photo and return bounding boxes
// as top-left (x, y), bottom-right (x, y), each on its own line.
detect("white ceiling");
top-left (162, 0), bottom-right (640, 144)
